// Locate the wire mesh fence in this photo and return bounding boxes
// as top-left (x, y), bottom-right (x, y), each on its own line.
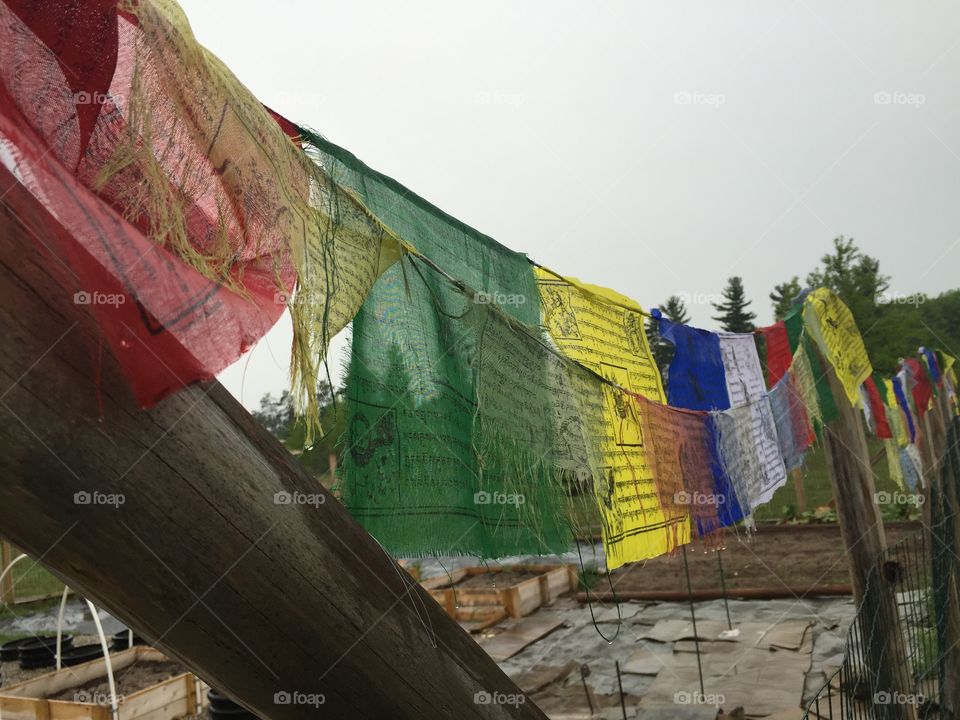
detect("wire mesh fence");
top-left (0, 540), bottom-right (65, 605)
top-left (804, 416), bottom-right (960, 719)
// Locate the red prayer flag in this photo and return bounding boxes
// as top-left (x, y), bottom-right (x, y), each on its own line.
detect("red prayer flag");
top-left (863, 376), bottom-right (893, 439)
top-left (905, 358), bottom-right (933, 422)
top-left (760, 321), bottom-right (792, 387)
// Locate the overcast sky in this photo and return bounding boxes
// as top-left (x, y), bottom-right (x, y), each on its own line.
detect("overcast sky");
top-left (179, 1), bottom-right (960, 410)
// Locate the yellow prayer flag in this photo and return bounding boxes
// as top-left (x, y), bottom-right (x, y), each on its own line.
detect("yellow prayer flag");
top-left (536, 267), bottom-right (689, 569)
top-left (804, 289), bottom-right (872, 406)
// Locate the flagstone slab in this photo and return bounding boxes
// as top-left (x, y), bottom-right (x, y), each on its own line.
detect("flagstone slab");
top-left (481, 616), bottom-right (566, 661)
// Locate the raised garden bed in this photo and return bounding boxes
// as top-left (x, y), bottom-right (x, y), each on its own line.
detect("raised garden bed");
top-left (0, 646), bottom-right (208, 719)
top-left (422, 564), bottom-right (577, 630)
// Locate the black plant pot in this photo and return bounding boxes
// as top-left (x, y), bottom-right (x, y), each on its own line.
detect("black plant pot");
top-left (60, 644), bottom-right (105, 667)
top-left (110, 628), bottom-right (146, 651)
top-left (18, 636), bottom-right (73, 669)
top-left (0, 638), bottom-right (35, 662)
top-left (207, 689), bottom-right (258, 719)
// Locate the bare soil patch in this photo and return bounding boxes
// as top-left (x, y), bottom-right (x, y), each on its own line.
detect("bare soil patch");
top-left (598, 522), bottom-right (923, 593)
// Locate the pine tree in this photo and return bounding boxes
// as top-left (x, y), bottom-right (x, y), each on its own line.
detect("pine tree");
top-left (806, 236), bottom-right (889, 330)
top-left (646, 295), bottom-right (691, 375)
top-left (770, 277), bottom-right (803, 320)
top-left (712, 277), bottom-right (757, 332)
top-left (660, 295), bottom-right (690, 324)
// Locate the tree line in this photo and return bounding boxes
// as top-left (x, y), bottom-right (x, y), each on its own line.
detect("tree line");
top-left (647, 236), bottom-right (960, 374)
top-left (254, 236), bottom-right (959, 475)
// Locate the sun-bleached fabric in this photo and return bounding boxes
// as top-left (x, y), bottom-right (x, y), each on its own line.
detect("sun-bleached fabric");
top-left (718, 332), bottom-right (767, 408)
top-left (803, 288), bottom-right (872, 406)
top-left (769, 374), bottom-right (814, 473)
top-left (886, 440), bottom-right (905, 490)
top-left (900, 445), bottom-right (924, 491)
top-left (536, 269), bottom-right (689, 568)
top-left (635, 396), bottom-right (726, 540)
top-left (0, 0), bottom-right (400, 417)
top-left (863, 375), bottom-right (893, 439)
top-left (716, 332), bottom-right (789, 508)
top-left (713, 398), bottom-right (788, 515)
top-left (904, 358), bottom-right (933, 423)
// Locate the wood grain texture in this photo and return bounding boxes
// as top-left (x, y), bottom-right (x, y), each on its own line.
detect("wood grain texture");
top-left (0, 169), bottom-right (547, 719)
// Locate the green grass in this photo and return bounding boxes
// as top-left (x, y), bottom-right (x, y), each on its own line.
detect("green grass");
top-left (0, 596), bottom-right (65, 646)
top-left (1, 548), bottom-right (65, 609)
top-left (752, 437), bottom-right (912, 522)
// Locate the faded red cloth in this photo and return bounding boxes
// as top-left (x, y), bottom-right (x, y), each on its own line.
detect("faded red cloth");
top-left (760, 321), bottom-right (792, 387)
top-left (0, 1), bottom-right (294, 406)
top-left (635, 395), bottom-right (723, 541)
top-left (863, 375), bottom-right (893, 439)
top-left (905, 358), bottom-right (933, 422)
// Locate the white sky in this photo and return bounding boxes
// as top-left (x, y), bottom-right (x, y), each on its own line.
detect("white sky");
top-left (182, 1), bottom-right (960, 410)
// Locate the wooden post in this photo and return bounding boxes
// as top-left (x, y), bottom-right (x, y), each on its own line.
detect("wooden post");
top-left (0, 174), bottom-right (545, 719)
top-left (933, 382), bottom-right (960, 715)
top-left (818, 360), bottom-right (887, 601)
top-left (815, 348), bottom-right (913, 717)
top-left (791, 468), bottom-right (806, 513)
top-left (0, 539), bottom-right (13, 603)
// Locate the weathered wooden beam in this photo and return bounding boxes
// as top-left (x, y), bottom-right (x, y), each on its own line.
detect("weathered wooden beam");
top-left (0, 174), bottom-right (545, 719)
top-left (816, 350), bottom-right (913, 718)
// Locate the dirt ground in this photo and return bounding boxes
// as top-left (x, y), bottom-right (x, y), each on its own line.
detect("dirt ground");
top-left (596, 522), bottom-right (923, 593)
top-left (47, 660), bottom-right (185, 701)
